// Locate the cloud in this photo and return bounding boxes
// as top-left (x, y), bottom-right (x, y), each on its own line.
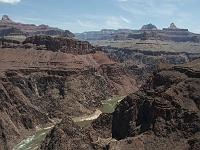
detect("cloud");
top-left (118, 0), bottom-right (178, 17)
top-left (120, 16), bottom-right (130, 23)
top-left (77, 20), bottom-right (98, 28)
top-left (0, 0), bottom-right (21, 4)
top-left (106, 16), bottom-right (131, 28)
top-left (74, 14), bottom-right (133, 31)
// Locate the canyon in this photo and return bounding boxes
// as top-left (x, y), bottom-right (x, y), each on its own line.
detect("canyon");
top-left (0, 16), bottom-right (200, 150)
top-left (76, 23), bottom-right (200, 43)
top-left (40, 59), bottom-right (200, 150)
top-left (0, 35), bottom-right (138, 149)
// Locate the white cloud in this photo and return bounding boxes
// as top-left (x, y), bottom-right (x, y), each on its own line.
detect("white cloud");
top-left (106, 16), bottom-right (126, 28)
top-left (118, 0), bottom-right (178, 17)
top-left (120, 16), bottom-right (130, 24)
top-left (77, 20), bottom-right (98, 28)
top-left (0, 0), bottom-right (21, 4)
top-left (76, 14), bottom-right (132, 29)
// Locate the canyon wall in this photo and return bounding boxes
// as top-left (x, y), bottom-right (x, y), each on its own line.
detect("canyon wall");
top-left (0, 37), bottom-right (138, 149)
top-left (41, 59), bottom-right (200, 150)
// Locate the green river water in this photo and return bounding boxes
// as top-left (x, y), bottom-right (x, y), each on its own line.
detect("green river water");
top-left (75, 96), bottom-right (126, 127)
top-left (13, 96), bottom-right (125, 150)
top-left (13, 128), bottom-right (52, 150)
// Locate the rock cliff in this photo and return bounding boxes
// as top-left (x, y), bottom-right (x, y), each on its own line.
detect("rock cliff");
top-left (105, 47), bottom-right (200, 86)
top-left (75, 29), bottom-right (134, 41)
top-left (0, 15), bottom-right (74, 37)
top-left (110, 59), bottom-right (200, 149)
top-left (40, 59), bottom-right (200, 150)
top-left (0, 35), bottom-right (99, 54)
top-left (1, 33), bottom-right (200, 149)
top-left (23, 35), bottom-right (96, 54)
top-left (141, 23), bottom-right (157, 30)
top-left (0, 36), bottom-right (138, 149)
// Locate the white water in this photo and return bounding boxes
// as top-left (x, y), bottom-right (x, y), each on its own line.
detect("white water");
top-left (13, 128), bottom-right (52, 150)
top-left (13, 96), bottom-right (126, 149)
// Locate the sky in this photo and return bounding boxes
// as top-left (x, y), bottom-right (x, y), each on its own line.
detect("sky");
top-left (0, 0), bottom-right (199, 33)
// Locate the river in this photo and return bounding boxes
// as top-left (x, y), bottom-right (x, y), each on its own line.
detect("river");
top-left (12, 96), bottom-right (125, 150)
top-left (13, 127), bottom-right (52, 150)
top-left (74, 95), bottom-right (126, 127)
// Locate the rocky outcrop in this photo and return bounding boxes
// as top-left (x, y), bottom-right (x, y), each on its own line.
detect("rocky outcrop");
top-left (110, 60), bottom-right (200, 149)
top-left (0, 27), bottom-right (23, 36)
top-left (163, 23), bottom-right (188, 31)
top-left (0, 38), bottom-right (139, 149)
top-left (141, 23), bottom-right (157, 30)
top-left (23, 35), bottom-right (97, 54)
top-left (40, 114), bottom-right (114, 150)
top-left (2, 15), bottom-right (11, 21)
top-left (158, 23), bottom-right (199, 42)
top-left (105, 47), bottom-right (200, 86)
top-left (0, 75), bottom-right (50, 149)
top-left (40, 117), bottom-right (95, 150)
top-left (0, 15), bottom-right (74, 37)
top-left (40, 59), bottom-right (200, 150)
top-left (0, 35), bottom-right (99, 54)
top-left (75, 29), bottom-right (136, 41)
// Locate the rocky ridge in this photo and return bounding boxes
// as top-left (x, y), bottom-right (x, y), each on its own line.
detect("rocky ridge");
top-left (23, 35), bottom-right (97, 54)
top-left (0, 15), bottom-right (74, 37)
top-left (0, 35), bottom-right (138, 149)
top-left (76, 23), bottom-right (200, 43)
top-left (0, 34), bottom-right (200, 149)
top-left (141, 23), bottom-right (157, 30)
top-left (1, 35), bottom-right (98, 54)
top-left (0, 16), bottom-right (200, 149)
top-left (40, 59), bottom-right (200, 150)
top-left (104, 47), bottom-right (200, 86)
top-left (75, 29), bottom-right (134, 41)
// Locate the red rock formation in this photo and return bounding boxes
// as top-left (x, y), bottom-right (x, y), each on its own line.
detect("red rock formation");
top-left (0, 15), bottom-right (74, 37)
top-left (23, 35), bottom-right (96, 54)
top-left (0, 36), bottom-right (139, 149)
top-left (40, 59), bottom-right (200, 150)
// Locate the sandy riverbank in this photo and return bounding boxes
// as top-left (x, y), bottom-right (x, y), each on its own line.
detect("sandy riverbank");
top-left (72, 110), bottom-right (102, 122)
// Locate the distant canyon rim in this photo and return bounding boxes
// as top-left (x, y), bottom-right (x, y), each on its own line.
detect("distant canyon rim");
top-left (0, 15), bottom-right (200, 150)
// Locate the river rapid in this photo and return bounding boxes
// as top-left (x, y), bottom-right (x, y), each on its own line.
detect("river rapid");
top-left (13, 96), bottom-right (125, 150)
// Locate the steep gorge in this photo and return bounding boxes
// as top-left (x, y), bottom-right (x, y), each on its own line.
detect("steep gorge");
top-left (0, 37), bottom-right (137, 149)
top-left (41, 59), bottom-right (200, 150)
top-left (0, 35), bottom-right (200, 149)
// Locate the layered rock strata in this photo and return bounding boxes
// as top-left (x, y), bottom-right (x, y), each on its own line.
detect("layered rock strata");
top-left (76, 23), bottom-right (199, 43)
top-left (0, 36), bottom-right (138, 149)
top-left (0, 15), bottom-right (74, 37)
top-left (41, 59), bottom-right (200, 150)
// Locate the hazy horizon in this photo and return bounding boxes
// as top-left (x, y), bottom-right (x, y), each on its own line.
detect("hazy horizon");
top-left (0, 0), bottom-right (199, 33)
